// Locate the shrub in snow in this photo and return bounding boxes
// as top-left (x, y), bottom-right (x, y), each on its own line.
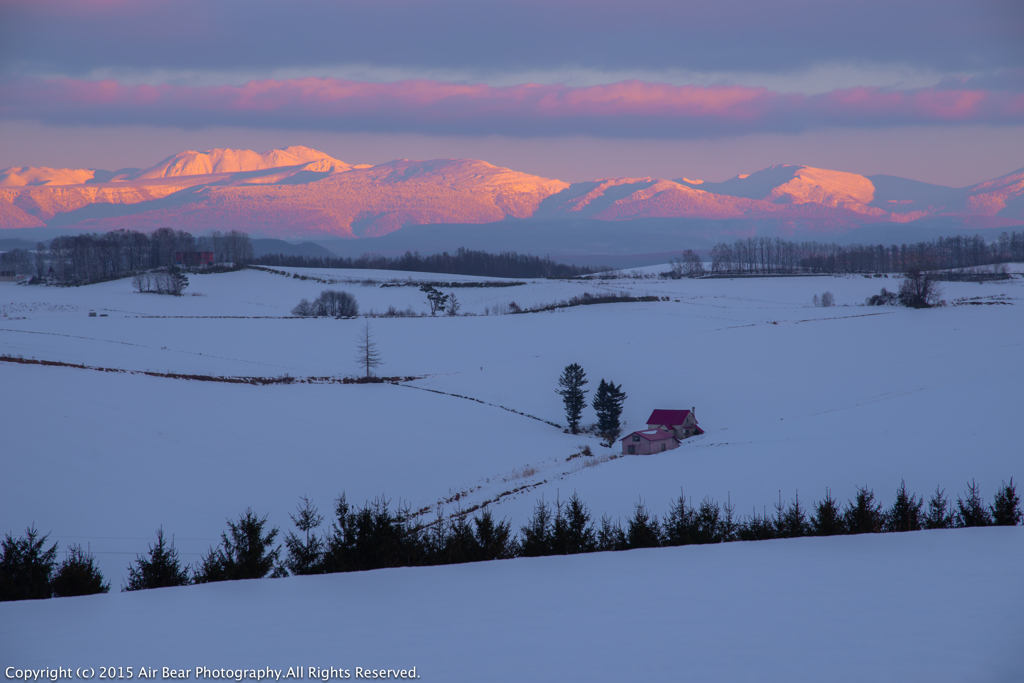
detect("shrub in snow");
top-left (813, 291), bottom-right (836, 307)
top-left (898, 269), bottom-right (942, 308)
top-left (291, 298), bottom-right (315, 316)
top-left (866, 287), bottom-right (898, 306)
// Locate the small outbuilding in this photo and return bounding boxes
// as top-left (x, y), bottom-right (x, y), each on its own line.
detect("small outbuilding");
top-left (621, 428), bottom-right (679, 455)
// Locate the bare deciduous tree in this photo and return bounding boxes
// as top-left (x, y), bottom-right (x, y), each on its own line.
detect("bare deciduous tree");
top-left (898, 269), bottom-right (942, 308)
top-left (681, 249), bottom-right (705, 277)
top-left (447, 291), bottom-right (461, 316)
top-left (34, 243), bottom-right (47, 279)
top-left (355, 321), bottom-right (383, 378)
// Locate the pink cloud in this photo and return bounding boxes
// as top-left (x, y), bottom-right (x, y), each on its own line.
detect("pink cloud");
top-left (1, 76), bottom-right (1022, 137)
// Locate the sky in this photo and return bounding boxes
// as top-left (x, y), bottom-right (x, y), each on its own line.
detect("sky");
top-left (0, 0), bottom-right (1022, 186)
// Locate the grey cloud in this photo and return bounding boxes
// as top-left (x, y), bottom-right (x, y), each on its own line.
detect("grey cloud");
top-left (1, 0), bottom-right (1022, 78)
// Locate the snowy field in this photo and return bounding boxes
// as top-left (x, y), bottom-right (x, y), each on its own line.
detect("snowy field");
top-left (2, 529), bottom-right (1022, 682)
top-left (2, 265), bottom-right (1023, 675)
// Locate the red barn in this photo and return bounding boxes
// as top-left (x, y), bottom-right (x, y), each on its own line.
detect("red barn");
top-left (174, 251), bottom-right (215, 267)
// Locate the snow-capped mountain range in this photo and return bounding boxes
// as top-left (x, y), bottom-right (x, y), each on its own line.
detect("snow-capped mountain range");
top-left (1, 146), bottom-right (1021, 240)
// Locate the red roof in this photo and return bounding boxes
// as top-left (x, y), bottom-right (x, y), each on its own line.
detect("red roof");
top-left (620, 428), bottom-right (679, 443)
top-left (647, 409), bottom-right (693, 427)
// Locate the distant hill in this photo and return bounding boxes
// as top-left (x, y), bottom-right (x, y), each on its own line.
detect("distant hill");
top-left (1, 147), bottom-right (1021, 251)
top-left (251, 238), bottom-right (337, 259)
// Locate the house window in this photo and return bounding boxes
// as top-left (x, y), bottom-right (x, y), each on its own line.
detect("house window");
top-left (632, 435), bottom-right (640, 442)
top-left (661, 443), bottom-right (666, 452)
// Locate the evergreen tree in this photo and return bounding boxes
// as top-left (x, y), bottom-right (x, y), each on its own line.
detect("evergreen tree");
top-left (810, 488), bottom-right (846, 536)
top-left (844, 486), bottom-right (884, 534)
top-left (322, 495), bottom-right (427, 572)
top-left (471, 511), bottom-right (517, 561)
top-left (439, 514), bottom-right (478, 564)
top-left (557, 491), bottom-right (598, 557)
top-left (519, 500), bottom-right (553, 557)
top-left (592, 379), bottom-right (627, 443)
top-left (625, 500), bottom-right (662, 549)
top-left (51, 545), bottom-right (109, 597)
top-left (419, 284), bottom-right (449, 315)
top-left (123, 528), bottom-right (191, 591)
top-left (991, 478), bottom-right (1022, 526)
top-left (194, 509), bottom-right (283, 582)
top-left (955, 480), bottom-right (993, 527)
top-left (720, 495), bottom-right (739, 542)
top-left (884, 480), bottom-right (924, 532)
top-left (923, 486), bottom-right (954, 530)
top-left (663, 492), bottom-right (698, 546)
top-left (283, 496), bottom-right (326, 575)
top-left (775, 492), bottom-right (811, 538)
top-left (555, 363), bottom-right (588, 434)
top-left (0, 526), bottom-right (58, 601)
top-left (737, 508), bottom-right (777, 541)
top-left (694, 497), bottom-right (724, 544)
top-left (597, 515), bottom-right (626, 551)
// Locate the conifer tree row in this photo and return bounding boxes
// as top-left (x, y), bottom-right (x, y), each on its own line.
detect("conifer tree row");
top-left (2, 478), bottom-right (1019, 600)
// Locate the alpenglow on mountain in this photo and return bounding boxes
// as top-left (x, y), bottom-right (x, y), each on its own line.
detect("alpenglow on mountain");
top-left (1, 147), bottom-right (1022, 238)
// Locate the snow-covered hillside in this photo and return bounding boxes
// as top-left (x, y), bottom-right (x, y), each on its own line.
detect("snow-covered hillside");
top-left (2, 529), bottom-right (1022, 683)
top-left (2, 268), bottom-right (1021, 586)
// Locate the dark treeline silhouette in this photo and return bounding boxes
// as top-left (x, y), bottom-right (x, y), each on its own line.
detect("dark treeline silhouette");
top-left (26, 228), bottom-right (254, 285)
top-left (5, 478), bottom-right (1017, 600)
top-left (256, 247), bottom-right (595, 279)
top-left (708, 231), bottom-right (1024, 275)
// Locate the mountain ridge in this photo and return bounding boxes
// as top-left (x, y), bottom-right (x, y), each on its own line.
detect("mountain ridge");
top-left (1, 148), bottom-right (1021, 239)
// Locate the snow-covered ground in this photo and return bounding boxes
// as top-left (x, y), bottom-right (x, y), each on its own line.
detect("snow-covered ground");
top-left (2, 528), bottom-right (1022, 682)
top-left (2, 266), bottom-right (1023, 671)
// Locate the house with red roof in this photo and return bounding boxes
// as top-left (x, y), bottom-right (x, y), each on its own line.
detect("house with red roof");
top-left (620, 428), bottom-right (679, 455)
top-left (620, 408), bottom-right (703, 455)
top-left (646, 408), bottom-right (703, 440)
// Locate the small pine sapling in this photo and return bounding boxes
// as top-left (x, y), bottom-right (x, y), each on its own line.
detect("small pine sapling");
top-left (283, 496), bottom-right (326, 575)
top-left (923, 486), bottom-right (954, 529)
top-left (884, 480), bottom-right (924, 532)
top-left (844, 486), bottom-right (884, 534)
top-left (811, 488), bottom-right (846, 536)
top-left (955, 480), bottom-right (993, 527)
top-left (990, 478), bottom-right (1022, 526)
top-left (123, 528), bottom-right (191, 591)
top-left (625, 499), bottom-right (662, 549)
